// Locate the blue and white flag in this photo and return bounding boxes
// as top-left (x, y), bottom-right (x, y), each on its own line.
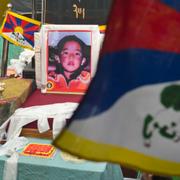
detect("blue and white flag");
top-left (54, 0), bottom-right (180, 176)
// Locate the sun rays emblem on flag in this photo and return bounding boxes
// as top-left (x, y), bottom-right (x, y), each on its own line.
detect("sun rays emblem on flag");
top-left (0, 11), bottom-right (41, 49)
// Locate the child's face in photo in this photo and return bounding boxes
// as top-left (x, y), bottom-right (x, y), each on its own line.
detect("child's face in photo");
top-left (60, 40), bottom-right (85, 73)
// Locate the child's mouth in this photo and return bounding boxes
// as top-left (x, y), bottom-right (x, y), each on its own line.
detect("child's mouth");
top-left (68, 62), bottom-right (74, 66)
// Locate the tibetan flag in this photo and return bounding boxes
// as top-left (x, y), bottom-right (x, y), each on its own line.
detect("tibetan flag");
top-left (54, 0), bottom-right (180, 176)
top-left (0, 11), bottom-right (41, 50)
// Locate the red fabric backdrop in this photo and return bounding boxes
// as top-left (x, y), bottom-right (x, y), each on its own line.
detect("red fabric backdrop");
top-left (21, 89), bottom-right (83, 129)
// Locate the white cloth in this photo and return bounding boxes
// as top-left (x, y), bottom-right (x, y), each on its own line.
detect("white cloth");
top-left (0, 103), bottom-right (79, 141)
top-left (0, 137), bottom-right (29, 180)
top-left (3, 152), bottom-right (19, 180)
top-left (0, 102), bottom-right (78, 180)
top-left (0, 137), bottom-right (28, 156)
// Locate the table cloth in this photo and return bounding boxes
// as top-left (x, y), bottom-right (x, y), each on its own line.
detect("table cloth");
top-left (0, 137), bottom-right (123, 180)
top-left (0, 78), bottom-right (34, 125)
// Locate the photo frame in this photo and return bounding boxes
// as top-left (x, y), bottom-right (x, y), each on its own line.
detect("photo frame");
top-left (40, 25), bottom-right (101, 95)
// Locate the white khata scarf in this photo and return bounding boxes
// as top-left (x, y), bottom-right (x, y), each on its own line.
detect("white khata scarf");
top-left (0, 102), bottom-right (79, 180)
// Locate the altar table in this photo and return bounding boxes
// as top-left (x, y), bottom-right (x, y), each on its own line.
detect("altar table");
top-left (0, 78), bottom-right (34, 125)
top-left (0, 137), bottom-right (123, 180)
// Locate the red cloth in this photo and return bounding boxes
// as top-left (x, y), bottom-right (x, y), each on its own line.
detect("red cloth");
top-left (22, 89), bottom-right (83, 107)
top-left (47, 71), bottom-right (90, 94)
top-left (21, 89), bottom-right (83, 129)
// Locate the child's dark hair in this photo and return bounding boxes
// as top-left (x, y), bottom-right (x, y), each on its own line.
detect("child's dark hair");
top-left (55, 35), bottom-right (90, 82)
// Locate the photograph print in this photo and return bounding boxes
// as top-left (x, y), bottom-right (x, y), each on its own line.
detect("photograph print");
top-left (46, 30), bottom-right (91, 94)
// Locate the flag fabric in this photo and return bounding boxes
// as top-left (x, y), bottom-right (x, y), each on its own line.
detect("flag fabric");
top-left (53, 0), bottom-right (180, 176)
top-left (0, 11), bottom-right (41, 50)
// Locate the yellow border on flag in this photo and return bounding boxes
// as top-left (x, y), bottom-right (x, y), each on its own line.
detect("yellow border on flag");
top-left (99, 25), bottom-right (106, 33)
top-left (54, 129), bottom-right (180, 176)
top-left (5, 11), bottom-right (41, 25)
top-left (0, 11), bottom-right (41, 50)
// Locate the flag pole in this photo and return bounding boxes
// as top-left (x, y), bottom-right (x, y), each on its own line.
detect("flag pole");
top-left (31, 0), bottom-right (36, 69)
top-left (32, 0), bottom-right (37, 19)
top-left (0, 3), bottom-right (12, 77)
top-left (41, 0), bottom-right (46, 24)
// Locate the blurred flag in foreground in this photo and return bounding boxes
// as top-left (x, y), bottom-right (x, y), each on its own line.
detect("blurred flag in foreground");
top-left (0, 11), bottom-right (41, 50)
top-left (54, 0), bottom-right (180, 176)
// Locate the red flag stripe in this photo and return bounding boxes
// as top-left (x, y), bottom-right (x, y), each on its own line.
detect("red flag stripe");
top-left (21, 20), bottom-right (30, 29)
top-left (24, 25), bottom-right (40, 32)
top-left (102, 0), bottom-right (180, 54)
top-left (9, 14), bottom-right (17, 27)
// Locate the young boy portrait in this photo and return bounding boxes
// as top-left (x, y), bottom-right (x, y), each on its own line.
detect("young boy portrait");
top-left (47, 32), bottom-right (91, 94)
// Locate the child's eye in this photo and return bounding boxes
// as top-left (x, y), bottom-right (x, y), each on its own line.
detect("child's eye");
top-left (75, 52), bottom-right (82, 56)
top-left (61, 51), bottom-right (68, 55)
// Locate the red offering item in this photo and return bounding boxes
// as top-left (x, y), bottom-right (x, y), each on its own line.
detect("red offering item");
top-left (22, 143), bottom-right (56, 158)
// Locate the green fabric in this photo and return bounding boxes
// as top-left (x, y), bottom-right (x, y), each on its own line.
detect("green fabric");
top-left (0, 36), bottom-right (23, 66)
top-left (172, 177), bottom-right (180, 180)
top-left (0, 138), bottom-right (124, 180)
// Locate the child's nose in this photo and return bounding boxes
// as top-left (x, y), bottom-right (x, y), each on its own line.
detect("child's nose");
top-left (69, 53), bottom-right (75, 59)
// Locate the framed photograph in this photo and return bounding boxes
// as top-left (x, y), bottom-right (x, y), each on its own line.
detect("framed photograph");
top-left (40, 25), bottom-right (101, 94)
